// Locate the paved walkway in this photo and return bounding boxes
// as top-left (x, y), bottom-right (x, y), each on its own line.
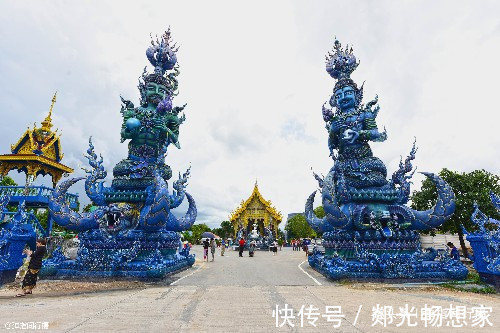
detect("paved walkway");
top-left (1, 246), bottom-right (499, 332)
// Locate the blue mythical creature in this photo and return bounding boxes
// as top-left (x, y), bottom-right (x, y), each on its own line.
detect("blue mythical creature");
top-left (44, 29), bottom-right (197, 279)
top-left (464, 192), bottom-right (500, 287)
top-left (305, 39), bottom-right (466, 281)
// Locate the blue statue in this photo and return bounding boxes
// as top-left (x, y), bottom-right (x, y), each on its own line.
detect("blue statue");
top-left (0, 198), bottom-right (37, 285)
top-left (43, 29), bottom-right (197, 278)
top-left (464, 192), bottom-right (500, 288)
top-left (305, 39), bottom-right (467, 280)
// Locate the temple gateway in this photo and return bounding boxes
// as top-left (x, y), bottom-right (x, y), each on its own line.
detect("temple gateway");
top-left (229, 182), bottom-right (282, 241)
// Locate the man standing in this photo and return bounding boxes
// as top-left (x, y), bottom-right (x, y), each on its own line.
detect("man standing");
top-left (239, 238), bottom-right (245, 257)
top-left (210, 238), bottom-right (216, 262)
top-left (221, 239), bottom-right (226, 256)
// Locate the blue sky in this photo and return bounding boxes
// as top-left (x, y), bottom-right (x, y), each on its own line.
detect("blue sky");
top-left (1, 0), bottom-right (499, 229)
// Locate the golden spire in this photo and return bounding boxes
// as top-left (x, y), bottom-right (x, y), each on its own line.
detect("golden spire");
top-left (41, 92), bottom-right (57, 131)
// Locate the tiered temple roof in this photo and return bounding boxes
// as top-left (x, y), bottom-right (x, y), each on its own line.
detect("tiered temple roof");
top-left (229, 181), bottom-right (282, 224)
top-left (0, 93), bottom-right (73, 187)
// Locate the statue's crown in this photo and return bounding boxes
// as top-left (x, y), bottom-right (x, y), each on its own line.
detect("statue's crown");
top-left (325, 39), bottom-right (359, 80)
top-left (324, 38), bottom-right (364, 109)
top-left (139, 28), bottom-right (180, 100)
top-left (146, 28), bottom-right (178, 76)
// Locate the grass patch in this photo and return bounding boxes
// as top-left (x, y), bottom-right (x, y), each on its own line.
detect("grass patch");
top-left (441, 271), bottom-right (496, 294)
top-left (337, 279), bottom-right (352, 286)
top-left (441, 283), bottom-right (496, 294)
top-left (465, 271), bottom-right (481, 284)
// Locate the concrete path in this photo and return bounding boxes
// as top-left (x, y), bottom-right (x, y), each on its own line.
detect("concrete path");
top-left (1, 246), bottom-right (498, 332)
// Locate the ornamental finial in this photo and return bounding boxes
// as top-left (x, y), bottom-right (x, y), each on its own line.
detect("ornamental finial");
top-left (41, 91), bottom-right (57, 131)
top-left (146, 27), bottom-right (178, 76)
top-left (325, 38), bottom-right (359, 80)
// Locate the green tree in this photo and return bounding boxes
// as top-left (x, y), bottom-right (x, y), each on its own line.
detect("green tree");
top-left (181, 223), bottom-right (212, 244)
top-left (285, 214), bottom-right (317, 240)
top-left (277, 228), bottom-right (285, 241)
top-left (82, 203), bottom-right (95, 212)
top-left (312, 206), bottom-right (325, 238)
top-left (411, 168), bottom-right (500, 258)
top-left (0, 176), bottom-right (17, 186)
top-left (34, 208), bottom-right (49, 230)
top-left (313, 206), bottom-right (325, 218)
top-left (211, 220), bottom-right (233, 239)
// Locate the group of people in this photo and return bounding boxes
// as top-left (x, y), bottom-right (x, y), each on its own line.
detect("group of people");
top-left (202, 238), bottom-right (229, 261)
top-left (202, 238), bottom-right (217, 262)
top-left (238, 238), bottom-right (279, 256)
top-left (291, 239), bottom-right (308, 253)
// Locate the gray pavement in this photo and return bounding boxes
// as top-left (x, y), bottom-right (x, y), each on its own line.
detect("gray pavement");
top-left (1, 245), bottom-right (499, 332)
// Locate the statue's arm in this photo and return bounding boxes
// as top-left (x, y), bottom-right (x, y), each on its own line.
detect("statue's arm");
top-left (328, 117), bottom-right (342, 152)
top-left (120, 110), bottom-right (138, 141)
top-left (166, 117), bottom-right (180, 148)
top-left (155, 115), bottom-right (181, 148)
top-left (359, 112), bottom-right (386, 142)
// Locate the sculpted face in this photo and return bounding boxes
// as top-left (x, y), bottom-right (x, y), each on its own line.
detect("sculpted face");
top-left (145, 82), bottom-right (167, 106)
top-left (335, 86), bottom-right (356, 111)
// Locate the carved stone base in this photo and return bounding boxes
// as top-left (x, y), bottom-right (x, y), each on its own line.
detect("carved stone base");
top-left (40, 230), bottom-right (195, 279)
top-left (308, 250), bottom-right (468, 281)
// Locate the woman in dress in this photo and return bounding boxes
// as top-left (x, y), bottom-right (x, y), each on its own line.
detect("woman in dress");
top-left (17, 239), bottom-right (47, 297)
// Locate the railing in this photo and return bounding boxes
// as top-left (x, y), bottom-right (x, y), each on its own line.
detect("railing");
top-left (0, 211), bottom-right (47, 237)
top-left (0, 185), bottom-right (79, 205)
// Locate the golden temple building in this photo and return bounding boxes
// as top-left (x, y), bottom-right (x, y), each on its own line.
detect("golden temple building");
top-left (0, 92), bottom-right (73, 187)
top-left (229, 181), bottom-right (282, 238)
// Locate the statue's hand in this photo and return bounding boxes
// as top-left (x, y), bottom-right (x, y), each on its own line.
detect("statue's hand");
top-left (153, 118), bottom-right (167, 132)
top-left (330, 117), bottom-right (343, 132)
top-left (121, 127), bottom-right (138, 140)
top-left (375, 127), bottom-right (387, 142)
top-left (342, 129), bottom-right (359, 143)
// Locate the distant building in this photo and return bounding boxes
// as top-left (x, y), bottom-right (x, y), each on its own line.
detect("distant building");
top-left (229, 181), bottom-right (282, 238)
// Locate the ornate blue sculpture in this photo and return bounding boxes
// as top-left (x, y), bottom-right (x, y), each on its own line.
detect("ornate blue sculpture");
top-left (464, 192), bottom-right (500, 287)
top-left (238, 223), bottom-right (275, 250)
top-left (305, 39), bottom-right (467, 280)
top-left (0, 198), bottom-right (37, 285)
top-left (42, 29), bottom-right (197, 278)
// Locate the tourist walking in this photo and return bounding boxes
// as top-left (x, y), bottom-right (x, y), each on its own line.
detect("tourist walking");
top-left (239, 238), bottom-right (245, 257)
top-left (272, 240), bottom-right (278, 256)
top-left (210, 238), bottom-right (216, 261)
top-left (16, 239), bottom-right (46, 297)
top-left (302, 241), bottom-right (308, 257)
top-left (221, 239), bottom-right (226, 256)
top-left (202, 238), bottom-right (210, 262)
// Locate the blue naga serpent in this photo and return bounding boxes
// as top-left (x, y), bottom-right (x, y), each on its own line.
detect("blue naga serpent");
top-left (305, 171), bottom-right (455, 233)
top-left (48, 139), bottom-right (196, 233)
